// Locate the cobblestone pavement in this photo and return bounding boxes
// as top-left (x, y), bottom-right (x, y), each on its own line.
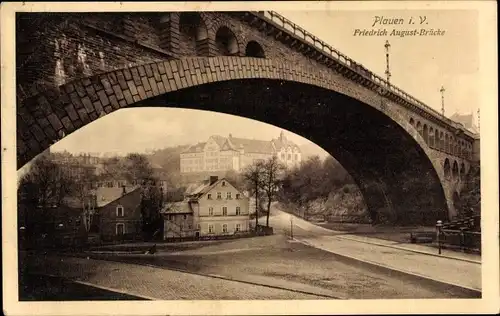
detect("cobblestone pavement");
top-left (21, 254), bottom-right (325, 300)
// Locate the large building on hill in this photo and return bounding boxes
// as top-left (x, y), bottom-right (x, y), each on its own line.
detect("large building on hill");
top-left (180, 131), bottom-right (302, 174)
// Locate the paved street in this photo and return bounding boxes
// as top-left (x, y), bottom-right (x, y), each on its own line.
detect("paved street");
top-left (267, 205), bottom-right (481, 292)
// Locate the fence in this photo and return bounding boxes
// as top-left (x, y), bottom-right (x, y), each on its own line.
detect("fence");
top-left (250, 11), bottom-right (475, 140)
top-left (440, 229), bottom-right (481, 253)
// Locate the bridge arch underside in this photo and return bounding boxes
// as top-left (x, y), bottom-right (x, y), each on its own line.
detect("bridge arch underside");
top-left (129, 79), bottom-right (448, 225)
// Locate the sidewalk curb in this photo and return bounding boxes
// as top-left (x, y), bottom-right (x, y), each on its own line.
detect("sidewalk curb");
top-left (333, 235), bottom-right (482, 264)
top-left (294, 238), bottom-right (482, 294)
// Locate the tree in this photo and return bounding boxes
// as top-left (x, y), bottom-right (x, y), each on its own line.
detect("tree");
top-left (17, 154), bottom-right (74, 246)
top-left (120, 153), bottom-right (164, 241)
top-left (242, 160), bottom-right (265, 229)
top-left (71, 166), bottom-right (99, 232)
top-left (261, 156), bottom-right (286, 227)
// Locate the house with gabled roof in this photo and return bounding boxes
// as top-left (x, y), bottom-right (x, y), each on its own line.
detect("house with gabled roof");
top-left (162, 176), bottom-right (250, 239)
top-left (180, 131), bottom-right (302, 174)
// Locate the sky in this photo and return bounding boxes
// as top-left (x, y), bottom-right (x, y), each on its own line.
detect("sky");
top-left (50, 8), bottom-right (480, 157)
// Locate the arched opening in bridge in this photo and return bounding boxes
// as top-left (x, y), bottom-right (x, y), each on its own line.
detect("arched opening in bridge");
top-left (245, 41), bottom-right (265, 58)
top-left (416, 121), bottom-right (422, 136)
top-left (179, 12), bottom-right (209, 56)
top-left (460, 163), bottom-right (466, 181)
top-left (423, 124), bottom-right (429, 144)
top-left (429, 127), bottom-right (435, 147)
top-left (444, 134), bottom-right (449, 153)
top-left (17, 66), bottom-right (450, 225)
top-left (215, 26), bottom-right (239, 56)
top-left (452, 160), bottom-right (459, 181)
top-left (409, 118), bottom-right (415, 126)
top-left (444, 158), bottom-right (451, 180)
top-left (439, 131), bottom-right (444, 151)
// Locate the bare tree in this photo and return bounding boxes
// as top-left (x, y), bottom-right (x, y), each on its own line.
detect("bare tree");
top-left (242, 160), bottom-right (265, 229)
top-left (17, 154), bottom-right (74, 245)
top-left (261, 156), bottom-right (286, 227)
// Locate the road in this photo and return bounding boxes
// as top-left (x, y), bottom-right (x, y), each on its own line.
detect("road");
top-left (265, 204), bottom-right (481, 293)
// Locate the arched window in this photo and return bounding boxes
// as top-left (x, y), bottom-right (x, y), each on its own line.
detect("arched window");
top-left (429, 127), bottom-right (435, 147)
top-left (245, 40), bottom-right (265, 58)
top-left (444, 134), bottom-right (450, 153)
top-left (215, 26), bottom-right (239, 56)
top-left (444, 158), bottom-right (451, 180)
top-left (460, 163), bottom-right (466, 181)
top-left (179, 12), bottom-right (208, 56)
top-left (409, 117), bottom-right (415, 126)
top-left (452, 160), bottom-right (459, 181)
top-left (439, 131), bottom-right (444, 151)
top-left (416, 121), bottom-right (422, 136)
top-left (423, 124), bottom-right (429, 144)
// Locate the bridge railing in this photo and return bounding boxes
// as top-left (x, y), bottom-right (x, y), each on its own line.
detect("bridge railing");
top-left (255, 11), bottom-right (472, 136)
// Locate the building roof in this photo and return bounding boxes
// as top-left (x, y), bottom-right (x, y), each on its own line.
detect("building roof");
top-left (63, 185), bottom-right (140, 208)
top-left (182, 142), bottom-right (207, 154)
top-left (161, 201), bottom-right (193, 214)
top-left (185, 177), bottom-right (245, 201)
top-left (271, 131), bottom-right (300, 151)
top-left (210, 135), bottom-right (227, 147)
top-left (181, 131), bottom-right (302, 156)
top-left (450, 112), bottom-right (479, 133)
top-left (226, 137), bottom-right (275, 154)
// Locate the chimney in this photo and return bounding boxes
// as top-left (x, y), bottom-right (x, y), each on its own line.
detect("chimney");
top-left (209, 176), bottom-right (218, 185)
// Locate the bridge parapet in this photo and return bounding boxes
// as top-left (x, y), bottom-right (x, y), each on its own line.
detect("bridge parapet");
top-left (253, 11), bottom-right (477, 140)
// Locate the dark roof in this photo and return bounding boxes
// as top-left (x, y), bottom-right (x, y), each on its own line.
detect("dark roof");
top-left (63, 185), bottom-right (140, 208)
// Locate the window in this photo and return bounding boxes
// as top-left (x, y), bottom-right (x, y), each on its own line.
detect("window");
top-left (116, 223), bottom-right (125, 235)
top-left (236, 207), bottom-right (241, 215)
top-left (207, 194), bottom-right (212, 199)
top-left (222, 181), bottom-right (226, 186)
top-left (227, 192), bottom-right (232, 199)
top-left (281, 153), bottom-right (285, 159)
top-left (222, 224), bottom-right (228, 233)
top-left (208, 224), bottom-right (214, 233)
top-left (217, 192), bottom-right (222, 199)
top-left (235, 224), bottom-right (241, 232)
top-left (116, 206), bottom-right (124, 217)
top-left (168, 215), bottom-right (173, 220)
top-left (294, 154), bottom-right (298, 160)
top-left (209, 207), bottom-right (214, 216)
top-left (287, 154), bottom-right (291, 160)
top-left (236, 193), bottom-right (240, 199)
top-left (197, 224), bottom-right (201, 230)
top-left (222, 207), bottom-right (227, 216)
top-left (107, 181), bottom-right (114, 188)
top-left (183, 214), bottom-right (187, 220)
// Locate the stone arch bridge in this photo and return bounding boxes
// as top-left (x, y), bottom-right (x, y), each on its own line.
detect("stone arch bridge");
top-left (16, 11), bottom-right (480, 222)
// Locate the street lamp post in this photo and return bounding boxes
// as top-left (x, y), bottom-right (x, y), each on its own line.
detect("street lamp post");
top-left (477, 108), bottom-right (480, 132)
top-left (384, 40), bottom-right (391, 83)
top-left (436, 220), bottom-right (443, 254)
